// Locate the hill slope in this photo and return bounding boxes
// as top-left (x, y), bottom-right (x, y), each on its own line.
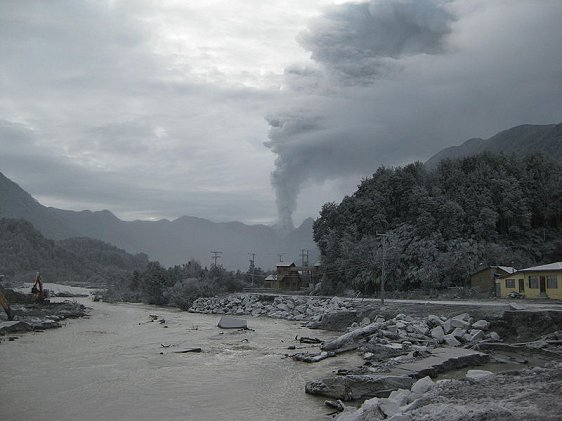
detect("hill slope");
top-left (0, 218), bottom-right (148, 285)
top-left (425, 123), bottom-right (562, 168)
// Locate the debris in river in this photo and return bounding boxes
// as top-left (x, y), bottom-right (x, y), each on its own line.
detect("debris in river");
top-left (217, 316), bottom-right (248, 329)
top-left (325, 399), bottom-right (346, 413)
top-left (174, 348), bottom-right (202, 353)
top-left (296, 335), bottom-right (323, 344)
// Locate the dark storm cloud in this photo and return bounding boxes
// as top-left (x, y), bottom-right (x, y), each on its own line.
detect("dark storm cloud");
top-left (0, 0), bottom-right (278, 223)
top-left (298, 0), bottom-right (454, 84)
top-left (266, 0), bottom-right (562, 230)
top-left (0, 119), bottom-right (274, 224)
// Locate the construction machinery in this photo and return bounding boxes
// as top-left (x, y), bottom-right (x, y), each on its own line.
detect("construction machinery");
top-left (0, 291), bottom-right (13, 320)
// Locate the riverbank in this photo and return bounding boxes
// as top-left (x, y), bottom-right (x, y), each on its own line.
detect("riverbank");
top-left (189, 293), bottom-right (562, 418)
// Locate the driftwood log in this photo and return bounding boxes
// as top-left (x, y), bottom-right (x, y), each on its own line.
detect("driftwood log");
top-left (322, 322), bottom-right (385, 352)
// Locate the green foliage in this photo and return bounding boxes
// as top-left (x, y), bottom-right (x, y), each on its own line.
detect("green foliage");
top-left (0, 218), bottom-right (148, 285)
top-left (106, 259), bottom-right (249, 308)
top-left (313, 153), bottom-right (562, 293)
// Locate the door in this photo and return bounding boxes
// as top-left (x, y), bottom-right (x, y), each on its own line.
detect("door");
top-left (540, 276), bottom-right (546, 294)
top-left (518, 279), bottom-right (525, 293)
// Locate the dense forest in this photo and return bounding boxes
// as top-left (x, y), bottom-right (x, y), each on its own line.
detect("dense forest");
top-left (313, 153), bottom-right (562, 294)
top-left (0, 218), bottom-right (149, 285)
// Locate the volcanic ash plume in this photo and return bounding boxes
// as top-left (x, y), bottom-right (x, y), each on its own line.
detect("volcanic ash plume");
top-left (265, 0), bottom-right (562, 230)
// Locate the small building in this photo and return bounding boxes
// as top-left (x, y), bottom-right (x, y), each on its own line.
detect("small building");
top-left (273, 262), bottom-right (302, 291)
top-left (497, 262), bottom-right (562, 299)
top-left (263, 274), bottom-right (278, 289)
top-left (469, 266), bottom-right (516, 294)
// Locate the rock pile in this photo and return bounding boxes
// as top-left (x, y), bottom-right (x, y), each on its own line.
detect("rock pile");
top-left (190, 295), bottom-right (501, 349)
top-left (189, 294), bottom-right (356, 323)
top-left (332, 375), bottom-right (439, 420)
top-left (372, 312), bottom-right (499, 349)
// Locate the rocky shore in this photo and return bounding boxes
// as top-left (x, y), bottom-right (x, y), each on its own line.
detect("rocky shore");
top-left (191, 293), bottom-right (562, 420)
top-left (0, 300), bottom-right (88, 338)
top-left (189, 294), bottom-right (501, 347)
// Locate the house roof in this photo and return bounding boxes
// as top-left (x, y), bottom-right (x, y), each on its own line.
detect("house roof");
top-left (265, 274), bottom-right (277, 281)
top-left (276, 261), bottom-right (295, 267)
top-left (496, 266), bottom-right (516, 274)
top-left (470, 265), bottom-right (516, 277)
top-left (518, 262), bottom-right (562, 272)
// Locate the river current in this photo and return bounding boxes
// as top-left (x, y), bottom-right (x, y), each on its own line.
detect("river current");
top-left (0, 298), bottom-right (359, 421)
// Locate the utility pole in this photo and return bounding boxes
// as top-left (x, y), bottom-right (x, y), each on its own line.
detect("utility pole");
top-left (248, 252), bottom-right (256, 286)
top-left (210, 250), bottom-right (223, 268)
top-left (376, 233), bottom-right (387, 305)
top-left (300, 249), bottom-right (309, 267)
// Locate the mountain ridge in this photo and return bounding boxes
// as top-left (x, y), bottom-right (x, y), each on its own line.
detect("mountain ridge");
top-left (425, 123), bottom-right (562, 168)
top-left (0, 172), bottom-right (317, 270)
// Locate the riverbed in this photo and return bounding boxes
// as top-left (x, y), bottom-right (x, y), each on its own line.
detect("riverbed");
top-left (0, 298), bottom-right (365, 421)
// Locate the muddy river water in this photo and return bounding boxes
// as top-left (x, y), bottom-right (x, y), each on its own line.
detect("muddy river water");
top-left (0, 299), bottom-right (362, 421)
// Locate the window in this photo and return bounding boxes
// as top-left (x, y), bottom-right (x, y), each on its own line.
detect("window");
top-left (505, 279), bottom-right (515, 288)
top-left (528, 276), bottom-right (539, 289)
top-left (547, 275), bottom-right (558, 289)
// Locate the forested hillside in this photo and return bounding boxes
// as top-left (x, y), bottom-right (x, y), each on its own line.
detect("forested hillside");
top-left (0, 218), bottom-right (148, 285)
top-left (313, 153), bottom-right (562, 294)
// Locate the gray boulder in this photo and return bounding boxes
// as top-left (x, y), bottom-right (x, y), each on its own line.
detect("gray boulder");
top-left (430, 326), bottom-right (445, 343)
top-left (305, 374), bottom-right (414, 401)
top-left (471, 319), bottom-right (490, 330)
top-left (410, 376), bottom-right (434, 394)
top-left (443, 334), bottom-right (461, 347)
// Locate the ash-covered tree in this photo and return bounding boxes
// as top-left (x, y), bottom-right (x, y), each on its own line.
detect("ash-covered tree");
top-left (313, 153), bottom-right (562, 294)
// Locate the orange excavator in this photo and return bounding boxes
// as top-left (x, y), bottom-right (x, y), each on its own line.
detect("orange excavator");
top-left (31, 272), bottom-right (46, 302)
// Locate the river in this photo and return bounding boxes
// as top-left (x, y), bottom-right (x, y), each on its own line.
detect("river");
top-left (0, 298), bottom-right (361, 421)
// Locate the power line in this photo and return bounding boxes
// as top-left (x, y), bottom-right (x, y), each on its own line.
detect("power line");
top-left (248, 252), bottom-right (256, 286)
top-left (210, 250), bottom-right (223, 267)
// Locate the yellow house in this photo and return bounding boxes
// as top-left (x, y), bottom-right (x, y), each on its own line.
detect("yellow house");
top-left (497, 262), bottom-right (562, 299)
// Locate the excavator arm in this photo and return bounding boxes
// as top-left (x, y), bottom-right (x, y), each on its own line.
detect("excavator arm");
top-left (0, 291), bottom-right (14, 321)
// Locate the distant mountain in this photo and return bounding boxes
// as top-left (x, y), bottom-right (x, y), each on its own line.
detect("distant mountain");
top-left (0, 172), bottom-right (318, 270)
top-left (0, 218), bottom-right (148, 285)
top-left (425, 123), bottom-right (562, 169)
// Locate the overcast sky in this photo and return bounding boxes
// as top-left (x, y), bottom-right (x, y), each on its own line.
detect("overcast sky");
top-left (1, 1), bottom-right (561, 228)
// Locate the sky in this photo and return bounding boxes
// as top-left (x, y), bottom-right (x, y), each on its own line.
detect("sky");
top-left (1, 0), bottom-right (562, 228)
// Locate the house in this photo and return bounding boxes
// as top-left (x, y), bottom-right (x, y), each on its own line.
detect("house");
top-left (276, 262), bottom-right (302, 290)
top-left (497, 262), bottom-right (562, 299)
top-left (469, 265), bottom-right (516, 294)
top-left (263, 274), bottom-right (278, 289)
